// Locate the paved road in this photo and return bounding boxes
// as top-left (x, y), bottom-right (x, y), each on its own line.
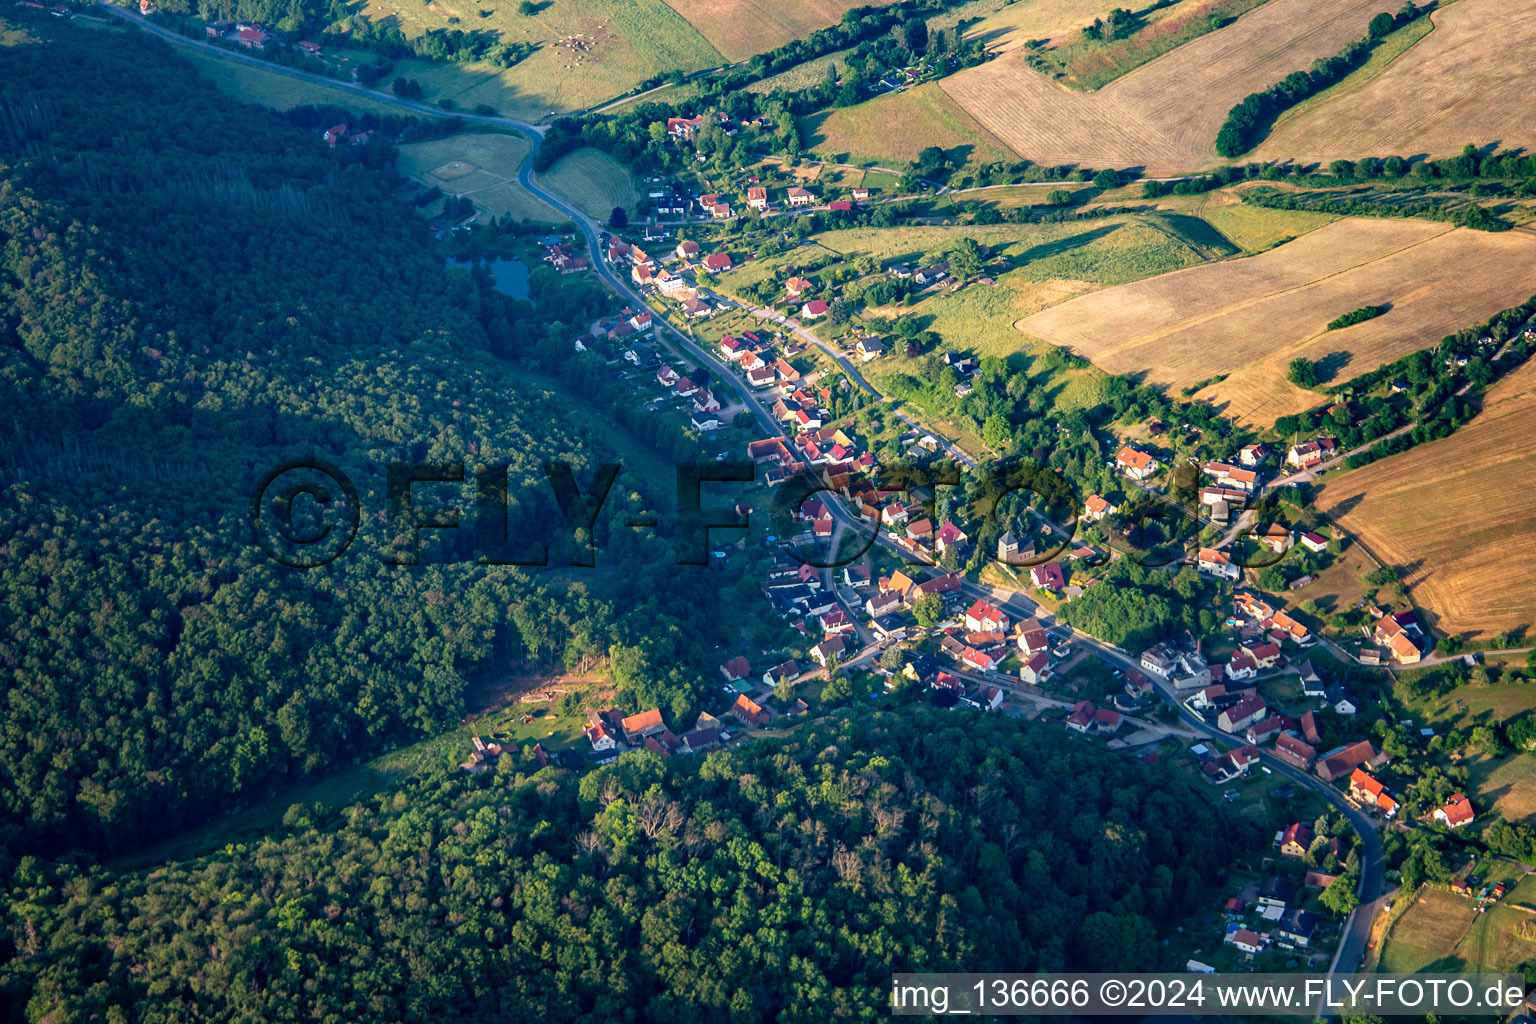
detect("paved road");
top-left (117, 13), bottom-right (1392, 974)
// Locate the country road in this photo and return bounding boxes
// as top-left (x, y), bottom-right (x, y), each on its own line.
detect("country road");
top-left (109, 9), bottom-right (1393, 982)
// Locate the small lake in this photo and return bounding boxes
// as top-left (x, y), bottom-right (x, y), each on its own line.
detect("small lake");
top-left (448, 257), bottom-right (530, 302)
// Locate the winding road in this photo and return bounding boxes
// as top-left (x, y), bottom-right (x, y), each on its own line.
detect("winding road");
top-left (109, 10), bottom-right (1393, 984)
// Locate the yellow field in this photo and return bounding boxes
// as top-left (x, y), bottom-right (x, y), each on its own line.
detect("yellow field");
top-left (940, 0), bottom-right (1390, 174)
top-left (397, 132), bottom-right (562, 223)
top-left (958, 0), bottom-right (1113, 51)
top-left (1471, 753), bottom-right (1536, 824)
top-left (1015, 218), bottom-right (1536, 426)
top-left (1254, 0), bottom-right (1536, 166)
top-left (1316, 358), bottom-right (1536, 639)
top-left (535, 148), bottom-right (639, 219)
top-left (1377, 888), bottom-right (1479, 973)
top-left (802, 82), bottom-right (1018, 166)
top-left (367, 0), bottom-right (722, 120)
top-left (659, 0), bottom-right (894, 61)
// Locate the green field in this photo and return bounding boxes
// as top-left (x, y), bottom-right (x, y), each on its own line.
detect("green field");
top-left (179, 48), bottom-right (409, 116)
top-left (1379, 884), bottom-right (1536, 974)
top-left (367, 0), bottom-right (723, 120)
top-left (801, 82), bottom-right (1018, 167)
top-left (1196, 198), bottom-right (1339, 253)
top-left (536, 147), bottom-right (640, 219)
top-left (397, 131), bottom-right (562, 223)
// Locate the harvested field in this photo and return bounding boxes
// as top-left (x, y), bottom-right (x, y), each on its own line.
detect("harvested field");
top-left (802, 82), bottom-right (1018, 166)
top-left (659, 0), bottom-right (893, 61)
top-left (1315, 358), bottom-right (1536, 640)
top-left (535, 148), bottom-right (638, 219)
top-left (960, 0), bottom-right (1119, 51)
top-left (397, 133), bottom-right (562, 223)
top-left (1015, 218), bottom-right (1536, 426)
top-left (941, 0), bottom-right (1392, 174)
top-left (1254, 0), bottom-right (1536, 166)
top-left (1472, 753), bottom-right (1536, 824)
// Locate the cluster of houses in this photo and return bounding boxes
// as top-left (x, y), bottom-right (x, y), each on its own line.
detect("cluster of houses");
top-left (1199, 445), bottom-right (1269, 524)
top-left (612, 236), bottom-right (728, 321)
top-left (580, 704), bottom-right (764, 764)
top-left (541, 239), bottom-right (588, 275)
top-left (1286, 437), bottom-right (1339, 471)
top-left (721, 330), bottom-right (807, 392)
top-left (1362, 607), bottom-right (1425, 664)
top-left (1219, 872), bottom-right (1324, 959)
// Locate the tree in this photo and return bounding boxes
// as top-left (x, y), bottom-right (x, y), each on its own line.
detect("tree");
top-left (609, 206), bottom-right (627, 229)
top-left (1093, 168), bottom-right (1119, 190)
top-left (1368, 11), bottom-right (1395, 38)
top-left (518, 0), bottom-right (537, 13)
top-left (913, 592), bottom-right (944, 628)
top-left (1045, 189), bottom-right (1071, 205)
top-left (878, 646), bottom-right (905, 672)
top-left (1288, 357), bottom-right (1321, 389)
top-left (949, 236), bottom-right (983, 282)
top-left (1320, 872), bottom-right (1360, 916)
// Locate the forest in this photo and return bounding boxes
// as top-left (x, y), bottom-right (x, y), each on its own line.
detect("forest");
top-left (0, 19), bottom-right (743, 859)
top-left (0, 711), bottom-right (1247, 1022)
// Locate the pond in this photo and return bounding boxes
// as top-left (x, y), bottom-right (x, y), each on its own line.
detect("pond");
top-left (448, 257), bottom-right (530, 302)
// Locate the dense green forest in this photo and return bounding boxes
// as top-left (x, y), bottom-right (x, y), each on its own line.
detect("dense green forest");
top-left (0, 712), bottom-right (1245, 1022)
top-left (0, 19), bottom-right (736, 858)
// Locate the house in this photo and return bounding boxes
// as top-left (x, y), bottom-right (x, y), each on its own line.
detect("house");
top-left (1139, 641), bottom-right (1210, 689)
top-left (1434, 793), bottom-right (1475, 828)
top-left (1019, 651), bottom-right (1052, 686)
top-left (701, 252), bottom-right (733, 273)
top-left (747, 364), bottom-right (776, 388)
top-left (1277, 909), bottom-right (1318, 948)
top-left (681, 727), bottom-right (721, 752)
top-left (855, 337), bottom-right (885, 361)
top-left (666, 115), bottom-right (706, 138)
top-left (784, 276), bottom-right (813, 298)
top-left (905, 518), bottom-right (934, 543)
top-left (746, 186), bottom-right (768, 209)
top-left (621, 708), bottom-right (667, 743)
top-left (1299, 531), bottom-right (1329, 553)
top-left (914, 263), bottom-right (949, 286)
top-left (710, 203), bottom-right (732, 219)
top-left (729, 693), bottom-right (770, 728)
top-left (1316, 740), bottom-right (1382, 782)
top-left (1268, 608), bottom-right (1311, 645)
top-left (675, 239), bottom-right (700, 260)
top-left (1301, 709), bottom-right (1320, 744)
top-left (970, 683), bottom-right (1004, 711)
top-left (1259, 876), bottom-right (1296, 909)
top-left (295, 39), bottom-right (322, 56)
top-left (1197, 547), bottom-right (1240, 581)
top-left (1228, 929), bottom-right (1265, 955)
top-left (1218, 694), bottom-right (1267, 733)
top-left (681, 297), bottom-right (712, 318)
top-left (1083, 494), bottom-right (1117, 522)
top-left (1246, 717), bottom-right (1283, 745)
top-left (762, 660), bottom-right (799, 688)
top-left (1373, 612), bottom-right (1424, 664)
top-left (656, 270), bottom-right (687, 295)
top-left (964, 599), bottom-right (1009, 634)
top-left (690, 411), bottom-right (721, 432)
top-left (1204, 461), bottom-right (1259, 491)
top-left (1286, 438), bottom-right (1338, 469)
top-left (1239, 443), bottom-right (1271, 467)
top-left (1116, 445), bottom-right (1160, 481)
top-left (1274, 733), bottom-right (1317, 770)
top-left (632, 263), bottom-right (655, 286)
top-left (323, 124), bottom-right (348, 147)
top-left (819, 608), bottom-right (854, 634)
top-left (851, 187), bottom-right (871, 201)
top-left (719, 656), bottom-right (751, 683)
top-left (810, 635), bottom-right (847, 666)
top-left (935, 521), bottom-right (968, 553)
top-left (1279, 822), bottom-right (1315, 857)
top-left (787, 186), bottom-right (814, 207)
top-left (1297, 660), bottom-right (1326, 698)
top-left (1257, 524), bottom-right (1292, 553)
top-left (1348, 768), bottom-right (1399, 817)
top-left (864, 589), bottom-right (903, 619)
top-left (827, 200), bottom-right (853, 212)
top-left (236, 26), bottom-right (271, 49)
top-left (1326, 684), bottom-right (1359, 716)
top-left (870, 615), bottom-right (908, 641)
top-left (801, 299), bottom-right (829, 319)
top-left (774, 357), bottom-right (801, 383)
top-left (1030, 562), bottom-right (1065, 590)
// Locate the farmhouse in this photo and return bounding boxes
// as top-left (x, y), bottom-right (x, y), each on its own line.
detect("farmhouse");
top-left (1218, 694), bottom-right (1267, 734)
top-left (1274, 733), bottom-right (1317, 770)
top-left (621, 708), bottom-right (667, 743)
top-left (1316, 740), bottom-right (1384, 782)
top-left (852, 187), bottom-right (870, 201)
top-left (1347, 768), bottom-right (1399, 817)
top-left (1204, 462), bottom-right (1258, 491)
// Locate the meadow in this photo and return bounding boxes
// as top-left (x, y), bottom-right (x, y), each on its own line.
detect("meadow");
top-left (940, 0), bottom-right (1392, 173)
top-left (179, 48), bottom-right (409, 116)
top-left (1316, 358), bottom-right (1536, 639)
top-left (658, 0), bottom-right (893, 61)
top-left (1378, 882), bottom-right (1536, 974)
top-left (366, 0), bottom-right (722, 120)
top-left (801, 82), bottom-right (1018, 167)
top-left (397, 132), bottom-right (563, 222)
top-left (534, 147), bottom-right (639, 218)
top-left (1254, 0), bottom-right (1536, 167)
top-left (1016, 218), bottom-right (1536, 426)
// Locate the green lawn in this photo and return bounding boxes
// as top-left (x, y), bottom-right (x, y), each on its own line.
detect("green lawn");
top-left (536, 147), bottom-right (641, 219)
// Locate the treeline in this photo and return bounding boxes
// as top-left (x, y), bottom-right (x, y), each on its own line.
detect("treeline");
top-left (1244, 187), bottom-right (1510, 230)
top-left (1327, 305), bottom-right (1387, 331)
top-left (0, 20), bottom-right (744, 857)
top-left (1215, 2), bottom-right (1428, 157)
top-left (0, 712), bottom-right (1247, 1021)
